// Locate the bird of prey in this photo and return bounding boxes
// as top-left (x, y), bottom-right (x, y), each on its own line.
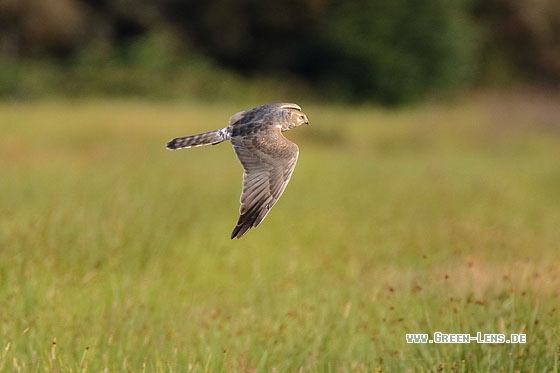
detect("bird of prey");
top-left (166, 103), bottom-right (309, 239)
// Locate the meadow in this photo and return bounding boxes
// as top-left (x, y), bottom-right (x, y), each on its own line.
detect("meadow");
top-left (0, 93), bottom-right (559, 371)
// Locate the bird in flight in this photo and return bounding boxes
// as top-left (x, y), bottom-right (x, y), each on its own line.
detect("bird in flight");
top-left (166, 103), bottom-right (309, 239)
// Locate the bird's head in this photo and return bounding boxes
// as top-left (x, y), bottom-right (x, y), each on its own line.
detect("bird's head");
top-left (229, 103), bottom-right (309, 131)
top-left (278, 103), bottom-right (309, 131)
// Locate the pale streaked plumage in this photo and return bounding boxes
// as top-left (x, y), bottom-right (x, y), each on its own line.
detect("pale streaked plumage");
top-left (166, 103), bottom-right (309, 239)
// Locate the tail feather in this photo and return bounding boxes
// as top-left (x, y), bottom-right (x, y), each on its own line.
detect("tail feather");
top-left (166, 127), bottom-right (230, 150)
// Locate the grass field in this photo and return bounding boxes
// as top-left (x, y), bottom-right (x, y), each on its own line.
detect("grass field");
top-left (1, 93), bottom-right (559, 371)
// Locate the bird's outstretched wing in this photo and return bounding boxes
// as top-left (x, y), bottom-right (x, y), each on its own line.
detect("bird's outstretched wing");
top-left (230, 125), bottom-right (299, 239)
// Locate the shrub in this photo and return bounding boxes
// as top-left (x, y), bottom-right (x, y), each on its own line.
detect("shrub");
top-left (300, 0), bottom-right (479, 104)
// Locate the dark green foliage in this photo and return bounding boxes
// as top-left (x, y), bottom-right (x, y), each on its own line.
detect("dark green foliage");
top-left (156, 0), bottom-right (479, 104)
top-left (470, 0), bottom-right (560, 85)
top-left (300, 0), bottom-right (478, 103)
top-left (2, 0), bottom-right (557, 103)
top-left (159, 0), bottom-right (318, 72)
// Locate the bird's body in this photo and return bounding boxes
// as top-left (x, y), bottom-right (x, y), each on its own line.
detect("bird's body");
top-left (166, 103), bottom-right (309, 239)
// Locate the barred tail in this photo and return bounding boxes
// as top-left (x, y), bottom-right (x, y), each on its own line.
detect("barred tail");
top-left (166, 127), bottom-right (230, 150)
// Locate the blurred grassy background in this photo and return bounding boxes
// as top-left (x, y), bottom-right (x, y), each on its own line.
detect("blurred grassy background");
top-left (1, 94), bottom-right (559, 370)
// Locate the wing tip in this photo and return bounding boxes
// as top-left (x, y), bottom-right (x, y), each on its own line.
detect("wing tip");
top-left (231, 209), bottom-right (263, 239)
top-left (231, 224), bottom-right (250, 239)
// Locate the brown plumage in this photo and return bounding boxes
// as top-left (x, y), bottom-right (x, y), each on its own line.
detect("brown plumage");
top-left (166, 103), bottom-right (309, 239)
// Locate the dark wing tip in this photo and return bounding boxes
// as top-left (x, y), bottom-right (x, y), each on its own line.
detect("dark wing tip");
top-left (230, 208), bottom-right (262, 239)
top-left (231, 225), bottom-right (249, 239)
top-left (230, 217), bottom-right (254, 239)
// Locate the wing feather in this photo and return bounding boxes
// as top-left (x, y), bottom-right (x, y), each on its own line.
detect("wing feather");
top-left (230, 125), bottom-right (299, 239)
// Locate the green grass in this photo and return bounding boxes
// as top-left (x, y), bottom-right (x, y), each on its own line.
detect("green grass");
top-left (1, 94), bottom-right (559, 371)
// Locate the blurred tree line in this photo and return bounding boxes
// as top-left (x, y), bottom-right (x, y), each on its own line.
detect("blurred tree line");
top-left (0, 0), bottom-right (559, 104)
